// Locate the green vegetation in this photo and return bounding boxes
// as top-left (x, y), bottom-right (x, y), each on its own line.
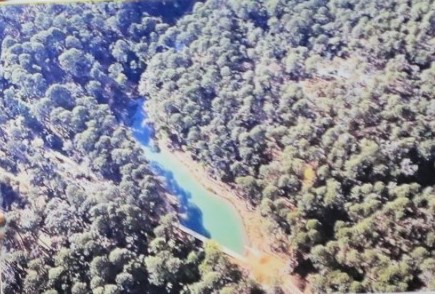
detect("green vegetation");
top-left (140, 0), bottom-right (435, 292)
top-left (0, 2), bottom-right (260, 293)
top-left (0, 0), bottom-right (433, 292)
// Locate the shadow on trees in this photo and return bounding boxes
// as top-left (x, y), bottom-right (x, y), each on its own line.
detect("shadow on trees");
top-left (141, 0), bottom-right (204, 25)
top-left (0, 182), bottom-right (21, 210)
top-left (293, 256), bottom-right (315, 279)
top-left (398, 149), bottom-right (435, 187)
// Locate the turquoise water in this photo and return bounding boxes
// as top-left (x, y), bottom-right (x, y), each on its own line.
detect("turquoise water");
top-left (131, 102), bottom-right (247, 254)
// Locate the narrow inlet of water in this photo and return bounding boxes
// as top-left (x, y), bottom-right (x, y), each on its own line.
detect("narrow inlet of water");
top-left (131, 101), bottom-right (247, 254)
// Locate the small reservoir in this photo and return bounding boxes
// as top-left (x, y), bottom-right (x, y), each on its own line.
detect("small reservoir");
top-left (131, 101), bottom-right (247, 254)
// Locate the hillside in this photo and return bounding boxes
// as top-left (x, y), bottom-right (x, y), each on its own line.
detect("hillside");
top-left (0, 2), bottom-right (261, 293)
top-left (140, 0), bottom-right (435, 292)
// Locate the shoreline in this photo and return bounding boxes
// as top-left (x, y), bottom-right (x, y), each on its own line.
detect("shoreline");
top-left (157, 138), bottom-right (308, 293)
top-left (155, 137), bottom-right (289, 260)
top-left (157, 137), bottom-right (272, 253)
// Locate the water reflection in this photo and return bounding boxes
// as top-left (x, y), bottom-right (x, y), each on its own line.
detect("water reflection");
top-left (131, 101), bottom-right (210, 238)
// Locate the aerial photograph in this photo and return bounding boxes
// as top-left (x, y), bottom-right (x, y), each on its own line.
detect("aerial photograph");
top-left (0, 0), bottom-right (433, 293)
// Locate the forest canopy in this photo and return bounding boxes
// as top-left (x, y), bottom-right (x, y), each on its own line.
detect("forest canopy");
top-left (140, 0), bottom-right (435, 292)
top-left (0, 2), bottom-right (260, 294)
top-left (0, 0), bottom-right (433, 293)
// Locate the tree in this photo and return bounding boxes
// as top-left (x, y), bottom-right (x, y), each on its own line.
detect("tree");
top-left (46, 84), bottom-right (74, 110)
top-left (145, 251), bottom-right (182, 287)
top-left (58, 48), bottom-right (93, 78)
top-left (90, 256), bottom-right (113, 282)
top-left (115, 272), bottom-right (134, 292)
top-left (71, 282), bottom-right (88, 294)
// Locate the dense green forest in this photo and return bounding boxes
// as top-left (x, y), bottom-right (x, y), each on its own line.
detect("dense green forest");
top-left (0, 2), bottom-right (261, 293)
top-left (140, 0), bottom-right (435, 293)
top-left (0, 0), bottom-right (433, 293)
